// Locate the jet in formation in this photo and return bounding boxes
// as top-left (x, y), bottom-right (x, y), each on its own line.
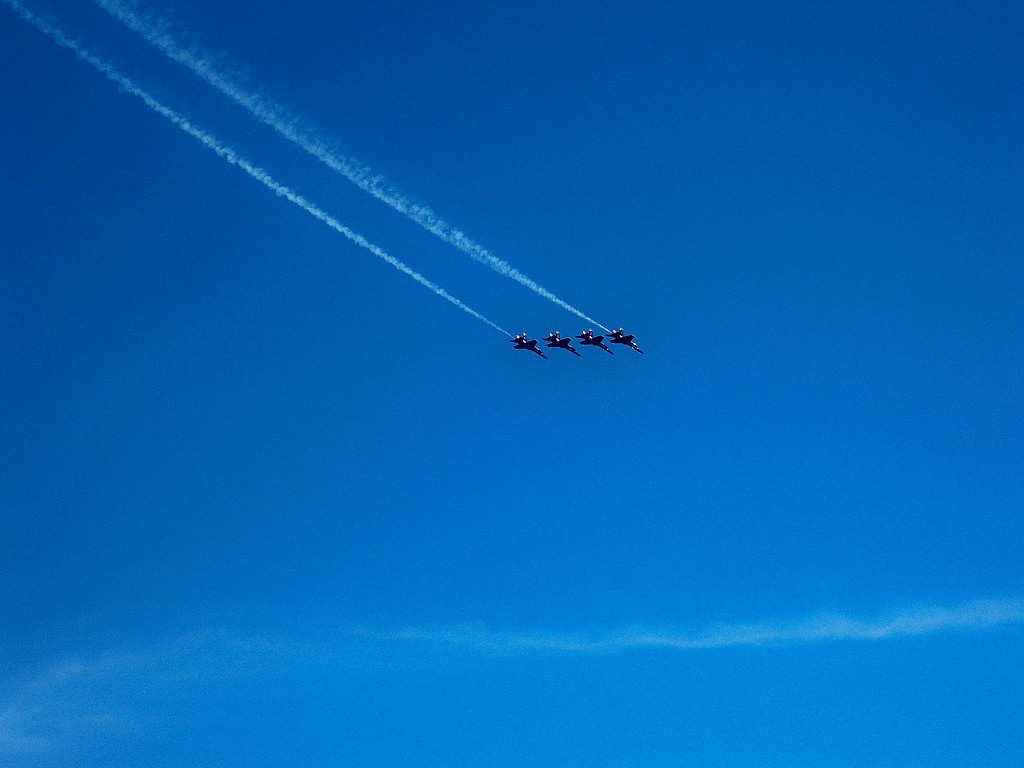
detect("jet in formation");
top-left (511, 329), bottom-right (641, 359)
top-left (509, 332), bottom-right (547, 358)
top-left (543, 330), bottom-right (582, 357)
top-left (577, 329), bottom-right (613, 354)
top-left (608, 328), bottom-right (643, 354)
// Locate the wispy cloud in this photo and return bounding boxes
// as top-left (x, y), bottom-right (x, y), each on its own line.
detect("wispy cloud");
top-left (4, 0), bottom-right (509, 335)
top-left (2, 598), bottom-right (1021, 754)
top-left (364, 597), bottom-right (1024, 652)
top-left (93, 0), bottom-right (611, 331)
top-left (0, 629), bottom-right (311, 756)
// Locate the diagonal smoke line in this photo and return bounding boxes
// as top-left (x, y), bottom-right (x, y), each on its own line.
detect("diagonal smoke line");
top-left (93, 0), bottom-right (612, 333)
top-left (5, 0), bottom-right (510, 337)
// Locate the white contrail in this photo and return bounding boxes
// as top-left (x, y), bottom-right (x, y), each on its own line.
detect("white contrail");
top-left (5, 0), bottom-right (509, 336)
top-left (92, 0), bottom-right (612, 333)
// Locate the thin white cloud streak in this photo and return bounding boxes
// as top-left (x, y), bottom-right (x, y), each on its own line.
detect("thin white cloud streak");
top-left (366, 597), bottom-right (1024, 652)
top-left (5, 0), bottom-right (509, 336)
top-left (2, 599), bottom-right (1021, 754)
top-left (93, 0), bottom-right (611, 333)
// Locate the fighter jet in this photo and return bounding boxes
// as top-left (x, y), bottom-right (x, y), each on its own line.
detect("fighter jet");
top-left (543, 331), bottom-right (582, 357)
top-left (576, 329), bottom-right (614, 354)
top-left (607, 328), bottom-right (643, 353)
top-left (509, 332), bottom-right (547, 358)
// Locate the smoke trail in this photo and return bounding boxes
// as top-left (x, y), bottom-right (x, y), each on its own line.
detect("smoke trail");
top-left (4, 0), bottom-right (509, 337)
top-left (93, 0), bottom-right (612, 333)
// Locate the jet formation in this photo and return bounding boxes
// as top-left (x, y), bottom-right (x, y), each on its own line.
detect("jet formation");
top-left (510, 328), bottom-right (642, 359)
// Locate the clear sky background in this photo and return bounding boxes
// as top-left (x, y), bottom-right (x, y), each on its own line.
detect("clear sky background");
top-left (2, 0), bottom-right (1022, 764)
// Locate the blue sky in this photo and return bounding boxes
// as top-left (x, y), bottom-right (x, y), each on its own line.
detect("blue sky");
top-left (2, 0), bottom-right (1023, 764)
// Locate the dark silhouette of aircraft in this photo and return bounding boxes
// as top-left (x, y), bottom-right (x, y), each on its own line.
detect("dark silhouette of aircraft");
top-left (608, 328), bottom-right (643, 353)
top-left (576, 329), bottom-right (613, 354)
top-left (509, 332), bottom-right (547, 358)
top-left (543, 331), bottom-right (581, 357)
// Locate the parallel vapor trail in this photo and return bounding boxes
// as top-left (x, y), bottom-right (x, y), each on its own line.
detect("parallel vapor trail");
top-left (4, 0), bottom-right (509, 336)
top-left (93, 0), bottom-right (611, 333)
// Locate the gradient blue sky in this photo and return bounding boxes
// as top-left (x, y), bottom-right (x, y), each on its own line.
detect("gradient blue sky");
top-left (3, 0), bottom-right (1023, 764)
